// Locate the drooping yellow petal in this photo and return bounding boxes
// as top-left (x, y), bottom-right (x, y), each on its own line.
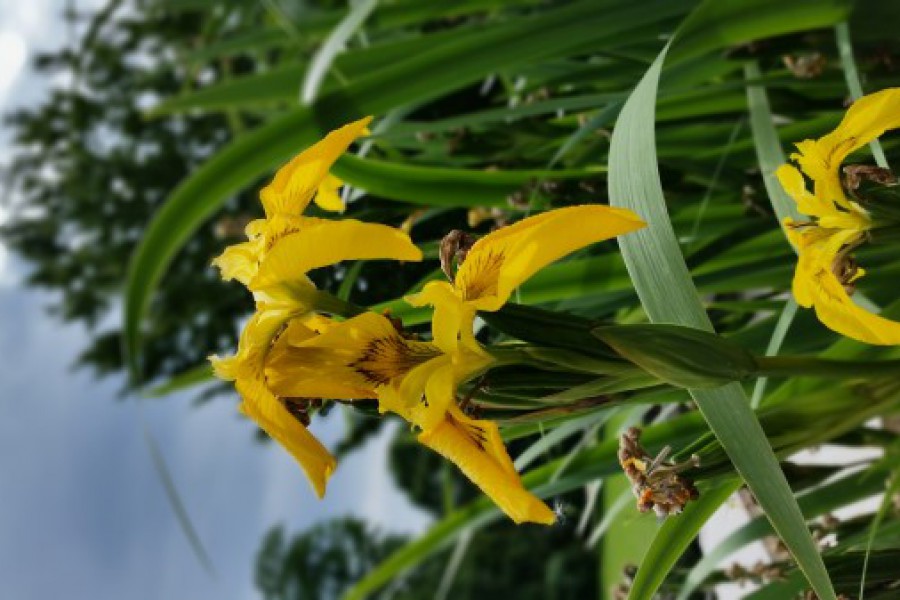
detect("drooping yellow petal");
top-left (805, 264), bottom-right (900, 345)
top-left (417, 406), bottom-right (555, 525)
top-left (211, 311), bottom-right (337, 497)
top-left (249, 219), bottom-right (422, 292)
top-left (792, 88), bottom-right (900, 210)
top-left (455, 205), bottom-right (645, 311)
top-left (236, 377), bottom-right (336, 498)
top-left (790, 227), bottom-right (900, 345)
top-left (260, 116), bottom-right (372, 217)
top-left (314, 173), bottom-right (347, 213)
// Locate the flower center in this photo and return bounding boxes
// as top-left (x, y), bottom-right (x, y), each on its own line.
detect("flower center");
top-left (350, 335), bottom-right (442, 386)
top-left (831, 253), bottom-right (861, 294)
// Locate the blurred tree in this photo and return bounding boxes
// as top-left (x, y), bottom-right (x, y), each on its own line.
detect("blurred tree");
top-left (255, 519), bottom-right (407, 600)
top-left (388, 426), bottom-right (480, 515)
top-left (0, 0), bottom-right (448, 393)
top-left (1, 1), bottom-right (257, 386)
top-left (255, 514), bottom-right (598, 600)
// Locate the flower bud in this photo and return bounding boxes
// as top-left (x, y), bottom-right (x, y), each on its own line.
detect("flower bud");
top-left (592, 324), bottom-right (757, 388)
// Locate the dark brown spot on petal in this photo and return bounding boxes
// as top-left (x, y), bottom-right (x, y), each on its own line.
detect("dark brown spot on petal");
top-left (350, 335), bottom-right (441, 386)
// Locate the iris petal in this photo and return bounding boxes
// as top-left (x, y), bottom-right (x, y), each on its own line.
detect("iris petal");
top-left (259, 116), bottom-right (371, 217)
top-left (418, 406), bottom-right (555, 525)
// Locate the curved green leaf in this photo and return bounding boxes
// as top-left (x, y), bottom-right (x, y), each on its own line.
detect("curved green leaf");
top-left (607, 31), bottom-right (836, 600)
top-left (627, 478), bottom-right (741, 600)
top-left (676, 463), bottom-right (892, 600)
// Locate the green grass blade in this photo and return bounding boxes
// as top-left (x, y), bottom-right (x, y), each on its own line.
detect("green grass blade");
top-left (585, 486), bottom-right (631, 550)
top-left (744, 60), bottom-right (804, 231)
top-left (301, 0), bottom-right (379, 104)
top-left (859, 467), bottom-right (900, 599)
top-left (335, 157), bottom-right (597, 207)
top-left (676, 463), bottom-right (890, 600)
top-left (144, 363), bottom-right (215, 398)
top-left (600, 412), bottom-right (657, 600)
top-left (434, 529), bottom-right (473, 600)
top-left (142, 420), bottom-right (216, 576)
top-left (670, 0), bottom-right (851, 65)
top-left (601, 475), bottom-right (658, 600)
top-left (834, 22), bottom-right (889, 168)
top-left (549, 101), bottom-right (623, 168)
top-left (514, 409), bottom-right (613, 471)
top-left (607, 39), bottom-right (837, 600)
top-left (749, 298), bottom-right (798, 408)
top-left (336, 260), bottom-right (366, 302)
top-left (626, 479), bottom-right (741, 600)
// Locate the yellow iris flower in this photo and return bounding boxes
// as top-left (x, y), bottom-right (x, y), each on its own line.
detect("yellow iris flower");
top-left (776, 88), bottom-right (900, 344)
top-left (262, 205), bottom-right (646, 524)
top-left (406, 205), bottom-right (646, 352)
top-left (211, 118), bottom-right (422, 497)
top-left (264, 310), bottom-right (555, 524)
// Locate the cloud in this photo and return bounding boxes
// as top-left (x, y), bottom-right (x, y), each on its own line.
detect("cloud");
top-left (0, 30), bottom-right (27, 285)
top-left (0, 32), bottom-right (26, 107)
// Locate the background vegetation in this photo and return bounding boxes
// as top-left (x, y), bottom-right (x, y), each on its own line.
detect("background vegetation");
top-left (4, 0), bottom-right (900, 598)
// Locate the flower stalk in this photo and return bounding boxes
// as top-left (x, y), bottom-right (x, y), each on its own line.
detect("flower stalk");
top-left (753, 356), bottom-right (900, 380)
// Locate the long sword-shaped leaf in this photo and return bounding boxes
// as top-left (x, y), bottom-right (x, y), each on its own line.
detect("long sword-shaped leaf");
top-left (677, 462), bottom-right (893, 600)
top-left (834, 21), bottom-right (889, 168)
top-left (669, 0), bottom-right (851, 65)
top-left (626, 479), bottom-right (741, 600)
top-left (745, 60), bottom-right (804, 229)
top-left (301, 0), bottom-right (379, 104)
top-left (142, 419), bottom-right (216, 576)
top-left (606, 40), bottom-right (836, 600)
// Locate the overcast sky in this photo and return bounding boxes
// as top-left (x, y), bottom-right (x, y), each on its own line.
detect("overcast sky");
top-left (0, 3), bottom-right (429, 599)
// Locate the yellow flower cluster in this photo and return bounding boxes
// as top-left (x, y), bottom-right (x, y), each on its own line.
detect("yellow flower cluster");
top-left (211, 118), bottom-right (645, 524)
top-left (209, 117), bottom-right (423, 497)
top-left (777, 88), bottom-right (900, 344)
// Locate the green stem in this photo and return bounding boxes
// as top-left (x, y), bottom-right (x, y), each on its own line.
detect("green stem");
top-left (751, 297), bottom-right (798, 408)
top-left (835, 22), bottom-right (890, 169)
top-left (487, 345), bottom-right (639, 376)
top-left (867, 224), bottom-right (900, 245)
top-left (311, 289), bottom-right (368, 317)
top-left (755, 355), bottom-right (900, 379)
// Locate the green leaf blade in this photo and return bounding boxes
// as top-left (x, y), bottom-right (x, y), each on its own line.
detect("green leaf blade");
top-left (607, 37), bottom-right (837, 600)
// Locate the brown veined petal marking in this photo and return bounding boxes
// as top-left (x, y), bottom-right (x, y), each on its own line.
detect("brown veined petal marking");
top-left (350, 335), bottom-right (443, 387)
top-left (455, 247), bottom-right (506, 302)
